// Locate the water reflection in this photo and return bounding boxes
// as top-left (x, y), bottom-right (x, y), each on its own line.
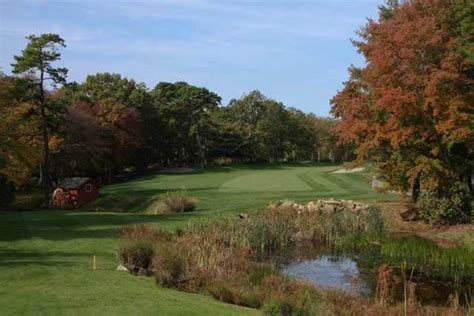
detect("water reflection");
top-left (282, 255), bottom-right (371, 295)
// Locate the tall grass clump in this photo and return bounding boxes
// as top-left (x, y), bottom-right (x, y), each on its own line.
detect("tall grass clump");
top-left (118, 223), bottom-right (171, 273)
top-left (151, 190), bottom-right (197, 214)
top-left (380, 236), bottom-right (474, 279)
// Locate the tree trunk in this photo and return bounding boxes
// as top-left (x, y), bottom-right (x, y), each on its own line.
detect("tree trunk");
top-left (194, 127), bottom-right (205, 168)
top-left (467, 171), bottom-right (472, 193)
top-left (39, 69), bottom-right (50, 206)
top-left (411, 172), bottom-right (421, 202)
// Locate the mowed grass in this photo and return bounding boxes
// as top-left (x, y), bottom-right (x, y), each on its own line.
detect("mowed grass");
top-left (0, 164), bottom-right (395, 315)
top-left (91, 163), bottom-right (394, 214)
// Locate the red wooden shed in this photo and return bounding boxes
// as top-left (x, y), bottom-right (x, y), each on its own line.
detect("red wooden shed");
top-left (52, 177), bottom-right (100, 208)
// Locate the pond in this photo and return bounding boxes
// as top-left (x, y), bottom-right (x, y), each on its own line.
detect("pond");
top-left (282, 255), bottom-right (372, 295)
top-left (281, 236), bottom-right (474, 307)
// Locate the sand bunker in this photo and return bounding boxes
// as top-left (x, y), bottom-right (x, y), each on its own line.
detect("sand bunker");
top-left (330, 167), bottom-right (365, 174)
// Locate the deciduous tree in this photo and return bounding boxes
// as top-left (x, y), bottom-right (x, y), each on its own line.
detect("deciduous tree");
top-left (331, 0), bottom-right (474, 199)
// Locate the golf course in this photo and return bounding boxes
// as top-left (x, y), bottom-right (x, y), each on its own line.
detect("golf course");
top-left (0, 164), bottom-right (395, 315)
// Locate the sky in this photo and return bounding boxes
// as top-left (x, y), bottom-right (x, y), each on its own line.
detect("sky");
top-left (0, 0), bottom-right (381, 116)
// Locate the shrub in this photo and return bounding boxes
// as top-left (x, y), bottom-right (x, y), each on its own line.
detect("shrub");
top-left (118, 224), bottom-right (170, 272)
top-left (153, 191), bottom-right (197, 213)
top-left (418, 182), bottom-right (472, 225)
top-left (0, 175), bottom-right (15, 209)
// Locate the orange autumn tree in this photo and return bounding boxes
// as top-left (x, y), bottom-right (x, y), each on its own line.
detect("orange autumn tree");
top-left (331, 0), bottom-right (473, 200)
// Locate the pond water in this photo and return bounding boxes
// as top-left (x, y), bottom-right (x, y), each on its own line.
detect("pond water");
top-left (282, 255), bottom-right (372, 295)
top-left (281, 242), bottom-right (474, 307)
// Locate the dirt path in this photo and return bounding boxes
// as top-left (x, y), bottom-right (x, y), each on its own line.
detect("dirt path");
top-left (378, 201), bottom-right (474, 249)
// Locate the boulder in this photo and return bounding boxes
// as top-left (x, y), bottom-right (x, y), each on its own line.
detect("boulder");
top-left (238, 213), bottom-right (250, 219)
top-left (307, 201), bottom-right (317, 212)
top-left (116, 264), bottom-right (129, 272)
top-left (280, 201), bottom-right (295, 209)
top-left (400, 205), bottom-right (420, 221)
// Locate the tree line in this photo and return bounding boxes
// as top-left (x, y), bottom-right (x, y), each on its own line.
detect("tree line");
top-left (0, 35), bottom-right (348, 206)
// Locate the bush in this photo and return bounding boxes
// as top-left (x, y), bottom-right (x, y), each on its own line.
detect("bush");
top-left (153, 191), bottom-right (197, 213)
top-left (418, 182), bottom-right (472, 225)
top-left (118, 224), bottom-right (170, 272)
top-left (0, 175), bottom-right (15, 209)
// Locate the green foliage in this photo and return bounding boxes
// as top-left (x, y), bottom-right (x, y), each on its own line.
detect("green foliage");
top-left (11, 33), bottom-right (67, 85)
top-left (417, 182), bottom-right (472, 225)
top-left (452, 0), bottom-right (474, 63)
top-left (219, 91), bottom-right (347, 163)
top-left (381, 236), bottom-right (474, 279)
top-left (0, 175), bottom-right (15, 209)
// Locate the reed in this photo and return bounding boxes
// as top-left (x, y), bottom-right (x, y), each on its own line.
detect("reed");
top-left (380, 236), bottom-right (474, 279)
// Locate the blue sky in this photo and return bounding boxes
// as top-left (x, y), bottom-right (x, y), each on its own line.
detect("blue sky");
top-left (0, 0), bottom-right (381, 115)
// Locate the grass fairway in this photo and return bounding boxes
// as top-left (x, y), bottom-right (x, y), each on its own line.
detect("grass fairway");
top-left (0, 164), bottom-right (394, 315)
top-left (91, 163), bottom-right (393, 214)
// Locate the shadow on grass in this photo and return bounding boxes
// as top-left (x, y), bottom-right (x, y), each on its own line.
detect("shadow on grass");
top-left (0, 210), bottom-right (205, 242)
top-left (87, 187), bottom-right (220, 213)
top-left (0, 250), bottom-right (100, 267)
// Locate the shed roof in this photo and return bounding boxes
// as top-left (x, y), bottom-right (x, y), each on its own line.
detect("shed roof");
top-left (58, 177), bottom-right (92, 189)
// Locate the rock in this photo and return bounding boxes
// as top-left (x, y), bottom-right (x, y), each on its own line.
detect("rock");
top-left (401, 205), bottom-right (420, 221)
top-left (372, 178), bottom-right (385, 189)
top-left (280, 201), bottom-right (295, 209)
top-left (294, 231), bottom-right (305, 241)
top-left (116, 264), bottom-right (129, 272)
top-left (321, 204), bottom-right (335, 213)
top-left (273, 199), bottom-right (370, 215)
top-left (238, 213), bottom-right (249, 219)
top-left (307, 201), bottom-right (317, 212)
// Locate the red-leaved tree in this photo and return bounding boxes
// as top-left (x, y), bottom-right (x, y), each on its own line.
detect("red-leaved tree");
top-left (331, 0), bottom-right (473, 199)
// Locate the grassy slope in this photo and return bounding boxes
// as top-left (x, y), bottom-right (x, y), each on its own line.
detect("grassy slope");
top-left (0, 164), bottom-right (395, 315)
